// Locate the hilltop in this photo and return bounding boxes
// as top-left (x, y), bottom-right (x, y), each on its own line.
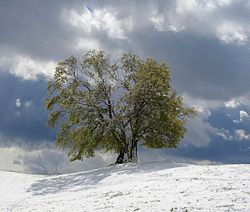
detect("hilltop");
top-left (1, 161), bottom-right (250, 211)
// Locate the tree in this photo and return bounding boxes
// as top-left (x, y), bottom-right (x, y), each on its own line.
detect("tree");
top-left (45, 50), bottom-right (196, 164)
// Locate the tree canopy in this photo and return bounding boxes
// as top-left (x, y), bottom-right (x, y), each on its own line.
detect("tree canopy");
top-left (45, 50), bottom-right (196, 163)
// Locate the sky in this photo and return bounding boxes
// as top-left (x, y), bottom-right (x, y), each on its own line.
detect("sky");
top-left (0, 0), bottom-right (250, 174)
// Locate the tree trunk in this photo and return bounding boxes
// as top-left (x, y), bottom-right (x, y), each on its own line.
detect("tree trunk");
top-left (128, 139), bottom-right (138, 162)
top-left (115, 140), bottom-right (138, 164)
top-left (115, 149), bottom-right (125, 164)
top-left (115, 143), bottom-right (129, 164)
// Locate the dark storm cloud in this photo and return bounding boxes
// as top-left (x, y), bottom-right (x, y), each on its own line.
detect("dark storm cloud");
top-left (0, 72), bottom-right (56, 145)
top-left (129, 31), bottom-right (250, 100)
top-left (0, 0), bottom-right (80, 61)
top-left (0, 0), bottom-right (132, 61)
top-left (1, 0), bottom-right (249, 100)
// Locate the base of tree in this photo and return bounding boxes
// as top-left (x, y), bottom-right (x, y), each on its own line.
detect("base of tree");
top-left (115, 153), bottom-right (138, 164)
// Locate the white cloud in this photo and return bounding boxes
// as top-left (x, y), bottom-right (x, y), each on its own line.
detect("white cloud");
top-left (224, 95), bottom-right (250, 108)
top-left (240, 110), bottom-right (249, 120)
top-left (11, 56), bottom-right (56, 80)
top-left (215, 128), bottom-right (250, 141)
top-left (150, 13), bottom-right (185, 32)
top-left (234, 110), bottom-right (250, 123)
top-left (235, 129), bottom-right (250, 140)
top-left (175, 0), bottom-right (198, 14)
top-left (216, 22), bottom-right (248, 45)
top-left (15, 99), bottom-right (21, 108)
top-left (0, 52), bottom-right (56, 80)
top-left (225, 98), bottom-right (241, 108)
top-left (174, 0), bottom-right (237, 18)
top-left (183, 93), bottom-right (224, 112)
top-left (216, 128), bottom-right (234, 140)
top-left (63, 7), bottom-right (133, 40)
top-left (175, 0), bottom-right (235, 13)
top-left (150, 0), bottom-right (249, 45)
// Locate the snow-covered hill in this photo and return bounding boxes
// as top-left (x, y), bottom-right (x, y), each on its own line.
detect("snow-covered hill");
top-left (1, 162), bottom-right (250, 211)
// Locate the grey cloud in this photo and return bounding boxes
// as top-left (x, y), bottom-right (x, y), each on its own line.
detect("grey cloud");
top-left (1, 0), bottom-right (250, 101)
top-left (183, 116), bottom-right (213, 147)
top-left (0, 0), bottom-right (77, 61)
top-left (0, 0), bottom-right (132, 61)
top-left (129, 31), bottom-right (250, 100)
top-left (0, 139), bottom-right (115, 174)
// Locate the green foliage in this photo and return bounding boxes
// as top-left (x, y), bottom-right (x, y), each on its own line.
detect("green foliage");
top-left (45, 50), bottom-right (197, 163)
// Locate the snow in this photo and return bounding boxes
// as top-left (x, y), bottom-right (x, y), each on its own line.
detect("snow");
top-left (0, 162), bottom-right (250, 211)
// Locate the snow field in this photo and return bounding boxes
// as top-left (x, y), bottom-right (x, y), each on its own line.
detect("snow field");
top-left (0, 162), bottom-right (249, 211)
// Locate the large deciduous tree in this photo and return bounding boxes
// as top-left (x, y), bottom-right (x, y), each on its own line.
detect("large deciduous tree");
top-left (45, 50), bottom-right (196, 164)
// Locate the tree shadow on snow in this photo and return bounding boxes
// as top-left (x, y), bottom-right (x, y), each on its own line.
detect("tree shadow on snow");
top-left (26, 161), bottom-right (188, 196)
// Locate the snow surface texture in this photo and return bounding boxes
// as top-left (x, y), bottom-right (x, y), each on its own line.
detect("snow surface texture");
top-left (0, 162), bottom-right (250, 211)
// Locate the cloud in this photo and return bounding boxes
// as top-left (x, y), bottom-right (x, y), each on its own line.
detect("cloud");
top-left (216, 21), bottom-right (248, 45)
top-left (215, 129), bottom-right (232, 140)
top-left (63, 7), bottom-right (132, 40)
top-left (239, 110), bottom-right (249, 120)
top-left (15, 98), bottom-right (21, 108)
top-left (210, 107), bottom-right (250, 141)
top-left (233, 110), bottom-right (249, 123)
top-left (225, 99), bottom-right (241, 108)
top-left (0, 0), bottom-right (250, 101)
top-left (0, 139), bottom-right (115, 174)
top-left (0, 51), bottom-right (56, 80)
top-left (235, 129), bottom-right (250, 141)
top-left (183, 112), bottom-right (214, 147)
top-left (216, 128), bottom-right (250, 141)
top-left (9, 55), bottom-right (55, 80)
top-left (73, 38), bottom-right (101, 51)
top-left (224, 96), bottom-right (250, 109)
top-left (149, 0), bottom-right (249, 43)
